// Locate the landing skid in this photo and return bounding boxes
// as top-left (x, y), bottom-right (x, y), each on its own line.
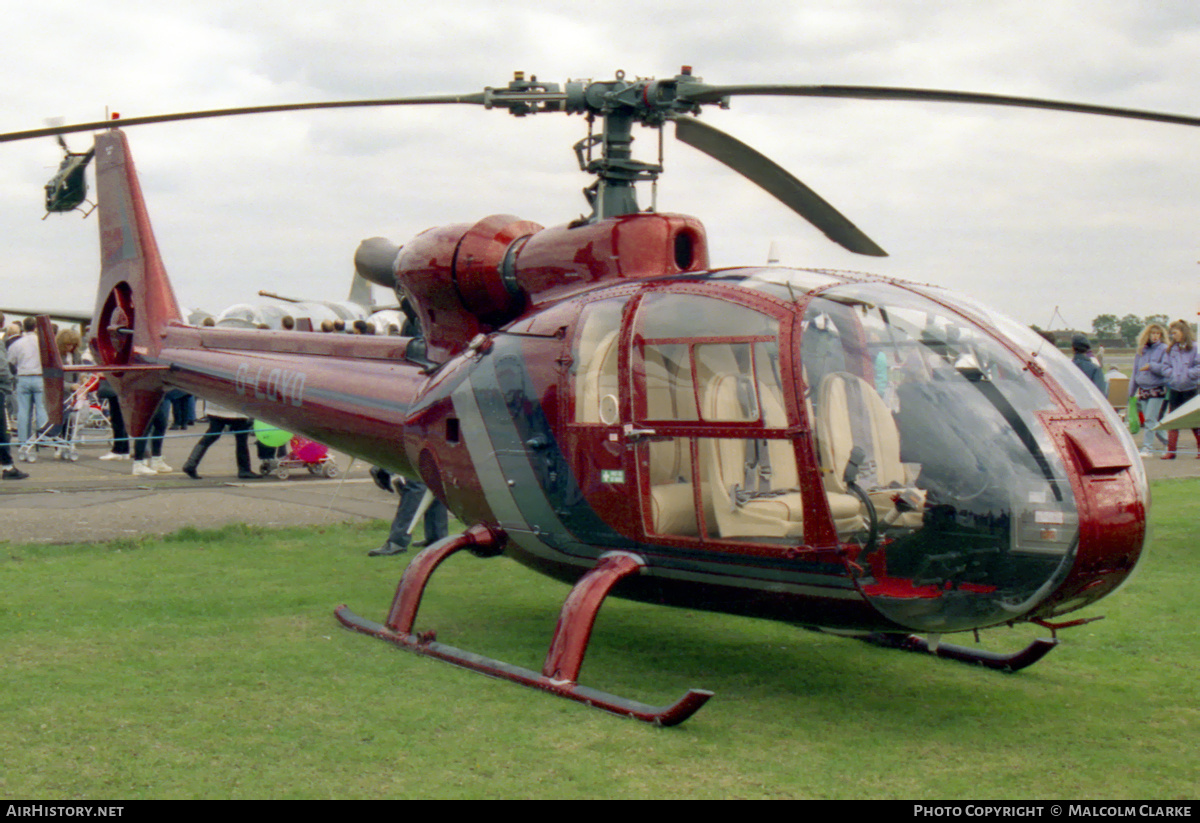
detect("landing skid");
top-left (335, 525), bottom-right (713, 726)
top-left (861, 632), bottom-right (1058, 672)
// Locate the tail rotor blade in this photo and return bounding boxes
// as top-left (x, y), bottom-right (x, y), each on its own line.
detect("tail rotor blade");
top-left (674, 115), bottom-right (886, 257)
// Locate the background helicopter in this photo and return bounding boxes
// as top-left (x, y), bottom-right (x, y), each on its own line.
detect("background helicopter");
top-left (7, 69), bottom-right (1200, 725)
top-left (255, 270), bottom-right (404, 331)
top-left (42, 135), bottom-right (95, 218)
top-left (202, 272), bottom-right (394, 330)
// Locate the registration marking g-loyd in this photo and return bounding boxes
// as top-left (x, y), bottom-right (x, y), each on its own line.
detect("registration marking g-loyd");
top-left (234, 363), bottom-right (306, 407)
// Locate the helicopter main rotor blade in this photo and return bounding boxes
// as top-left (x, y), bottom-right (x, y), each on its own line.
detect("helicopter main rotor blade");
top-left (674, 115), bottom-right (887, 257)
top-left (677, 84), bottom-right (1200, 128)
top-left (0, 93), bottom-right (487, 144)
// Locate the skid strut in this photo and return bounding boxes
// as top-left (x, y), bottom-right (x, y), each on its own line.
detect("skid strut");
top-left (335, 526), bottom-right (712, 726)
top-left (862, 632), bottom-right (1059, 672)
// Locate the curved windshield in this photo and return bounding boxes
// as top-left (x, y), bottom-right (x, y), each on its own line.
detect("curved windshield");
top-left (801, 284), bottom-right (1078, 632)
top-left (913, 283), bottom-right (1147, 498)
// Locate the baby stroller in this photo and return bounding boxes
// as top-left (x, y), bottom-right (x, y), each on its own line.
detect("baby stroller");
top-left (260, 436), bottom-right (339, 479)
top-left (24, 375), bottom-right (106, 461)
top-left (69, 375), bottom-right (111, 443)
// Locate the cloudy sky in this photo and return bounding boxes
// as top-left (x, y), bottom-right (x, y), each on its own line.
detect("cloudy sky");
top-left (2, 0), bottom-right (1198, 332)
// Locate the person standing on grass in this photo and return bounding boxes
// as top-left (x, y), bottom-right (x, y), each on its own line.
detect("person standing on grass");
top-left (1070, 334), bottom-right (1107, 395)
top-left (1130, 322), bottom-right (1169, 457)
top-left (1150, 319), bottom-right (1200, 460)
top-left (366, 466), bottom-right (448, 557)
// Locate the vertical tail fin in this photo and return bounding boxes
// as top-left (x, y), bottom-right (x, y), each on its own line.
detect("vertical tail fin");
top-left (90, 128), bottom-right (182, 436)
top-left (91, 128), bottom-right (182, 364)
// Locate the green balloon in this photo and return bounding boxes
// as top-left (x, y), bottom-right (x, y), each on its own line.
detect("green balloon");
top-left (254, 419), bottom-right (292, 448)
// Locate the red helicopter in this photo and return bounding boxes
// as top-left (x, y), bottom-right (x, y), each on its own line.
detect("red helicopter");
top-left (8, 69), bottom-right (1199, 726)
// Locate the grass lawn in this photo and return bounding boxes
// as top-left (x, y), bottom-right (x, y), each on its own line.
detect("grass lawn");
top-left (2, 481), bottom-right (1197, 799)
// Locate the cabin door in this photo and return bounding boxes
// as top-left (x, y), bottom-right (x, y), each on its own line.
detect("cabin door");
top-left (627, 291), bottom-right (809, 546)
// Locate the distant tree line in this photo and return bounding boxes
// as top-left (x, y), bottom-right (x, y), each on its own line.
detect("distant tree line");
top-left (1090, 313), bottom-right (1171, 347)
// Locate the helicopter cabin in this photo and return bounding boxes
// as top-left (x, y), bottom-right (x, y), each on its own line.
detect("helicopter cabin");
top-left (563, 266), bottom-right (1126, 633)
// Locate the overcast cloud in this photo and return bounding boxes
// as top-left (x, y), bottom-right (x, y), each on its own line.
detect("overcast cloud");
top-left (2, 0), bottom-right (1199, 332)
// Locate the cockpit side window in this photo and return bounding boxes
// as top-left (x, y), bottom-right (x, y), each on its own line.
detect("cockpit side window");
top-left (635, 294), bottom-right (781, 425)
top-left (572, 297), bottom-right (628, 425)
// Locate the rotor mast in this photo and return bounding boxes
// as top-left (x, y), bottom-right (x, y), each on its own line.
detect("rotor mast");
top-left (484, 68), bottom-right (704, 222)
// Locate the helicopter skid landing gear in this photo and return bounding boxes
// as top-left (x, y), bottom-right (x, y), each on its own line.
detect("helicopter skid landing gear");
top-left (335, 528), bottom-right (712, 726)
top-left (861, 632), bottom-right (1059, 672)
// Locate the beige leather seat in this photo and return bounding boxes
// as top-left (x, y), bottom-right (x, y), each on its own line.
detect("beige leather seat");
top-left (701, 373), bottom-right (806, 539)
top-left (691, 368), bottom-right (863, 541)
top-left (815, 372), bottom-right (925, 533)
